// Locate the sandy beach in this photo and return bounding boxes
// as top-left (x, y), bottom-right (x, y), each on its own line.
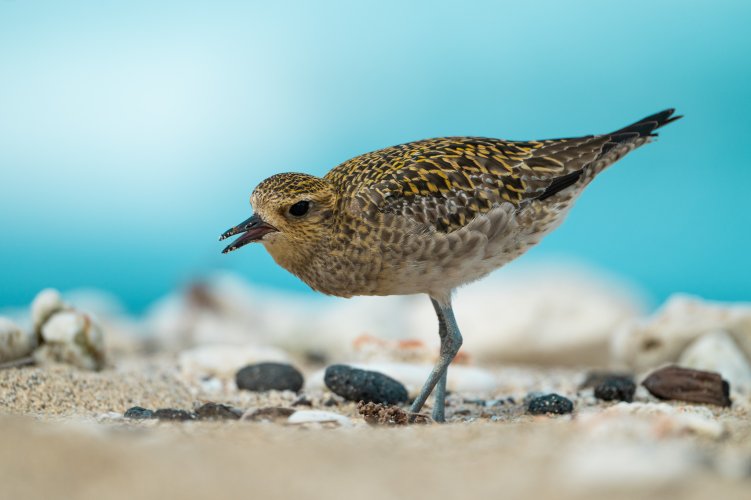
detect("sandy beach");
top-left (2, 357), bottom-right (751, 500)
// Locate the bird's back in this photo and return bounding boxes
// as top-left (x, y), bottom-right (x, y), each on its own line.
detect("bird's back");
top-left (313, 110), bottom-right (680, 299)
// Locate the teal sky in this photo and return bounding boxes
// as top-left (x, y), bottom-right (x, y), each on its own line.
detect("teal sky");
top-left (1, 1), bottom-right (749, 312)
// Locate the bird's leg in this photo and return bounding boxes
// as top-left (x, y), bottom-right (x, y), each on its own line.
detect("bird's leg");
top-left (432, 370), bottom-right (448, 423)
top-left (409, 296), bottom-right (462, 423)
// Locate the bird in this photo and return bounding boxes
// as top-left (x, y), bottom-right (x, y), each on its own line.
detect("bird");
top-left (220, 109), bottom-right (681, 422)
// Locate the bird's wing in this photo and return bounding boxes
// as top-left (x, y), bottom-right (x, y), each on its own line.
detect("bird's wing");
top-left (337, 135), bottom-right (609, 233)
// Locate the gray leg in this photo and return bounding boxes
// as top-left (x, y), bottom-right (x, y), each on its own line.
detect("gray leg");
top-left (409, 296), bottom-right (463, 423)
top-left (432, 371), bottom-right (448, 422)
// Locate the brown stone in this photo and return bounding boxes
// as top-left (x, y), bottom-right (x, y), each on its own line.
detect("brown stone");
top-left (642, 365), bottom-right (731, 407)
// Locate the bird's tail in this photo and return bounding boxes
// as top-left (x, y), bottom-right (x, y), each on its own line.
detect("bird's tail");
top-left (591, 108), bottom-right (682, 175)
top-left (609, 108), bottom-right (683, 139)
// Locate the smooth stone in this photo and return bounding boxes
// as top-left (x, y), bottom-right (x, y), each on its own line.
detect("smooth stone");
top-left (324, 364), bottom-right (408, 404)
top-left (678, 330), bottom-right (751, 389)
top-left (194, 402), bottom-right (241, 420)
top-left (286, 410), bottom-right (352, 426)
top-left (235, 362), bottom-right (304, 392)
top-left (124, 406), bottom-right (155, 419)
top-left (642, 365), bottom-right (731, 407)
top-left (153, 408), bottom-right (195, 421)
top-left (579, 370), bottom-right (633, 389)
top-left (594, 376), bottom-right (636, 403)
top-left (526, 393), bottom-right (574, 415)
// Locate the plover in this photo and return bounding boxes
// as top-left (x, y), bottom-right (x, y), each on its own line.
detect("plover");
top-left (220, 109), bottom-right (681, 422)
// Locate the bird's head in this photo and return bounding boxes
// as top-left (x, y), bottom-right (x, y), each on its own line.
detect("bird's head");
top-left (220, 173), bottom-right (337, 256)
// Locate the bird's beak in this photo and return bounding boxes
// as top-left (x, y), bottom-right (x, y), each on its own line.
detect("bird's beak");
top-left (219, 214), bottom-right (278, 253)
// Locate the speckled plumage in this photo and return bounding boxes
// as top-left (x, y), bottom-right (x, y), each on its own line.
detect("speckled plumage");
top-left (225, 109), bottom-right (679, 303)
top-left (221, 109), bottom-right (681, 421)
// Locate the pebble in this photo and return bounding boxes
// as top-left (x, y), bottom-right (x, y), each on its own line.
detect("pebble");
top-left (242, 407), bottom-right (296, 422)
top-left (194, 402), bottom-right (241, 420)
top-left (124, 406), bottom-right (155, 420)
top-left (0, 317), bottom-right (35, 363)
top-left (526, 393), bottom-right (574, 415)
top-left (678, 330), bottom-right (751, 389)
top-left (286, 410), bottom-right (352, 427)
top-left (642, 365), bottom-right (731, 407)
top-left (153, 408), bottom-right (195, 421)
top-left (324, 364), bottom-right (408, 404)
top-left (235, 362), bottom-right (304, 392)
top-left (593, 376), bottom-right (636, 403)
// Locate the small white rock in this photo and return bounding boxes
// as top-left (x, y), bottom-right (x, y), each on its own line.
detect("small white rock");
top-left (31, 288), bottom-right (66, 335)
top-left (678, 330), bottom-right (751, 390)
top-left (0, 317), bottom-right (35, 363)
top-left (287, 410), bottom-right (352, 427)
top-left (612, 294), bottom-right (751, 371)
top-left (35, 310), bottom-right (105, 370)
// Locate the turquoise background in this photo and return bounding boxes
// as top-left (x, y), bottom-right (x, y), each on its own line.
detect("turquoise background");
top-left (1, 1), bottom-right (749, 312)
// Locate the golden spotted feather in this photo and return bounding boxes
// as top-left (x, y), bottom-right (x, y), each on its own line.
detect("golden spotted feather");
top-left (327, 108), bottom-right (680, 235)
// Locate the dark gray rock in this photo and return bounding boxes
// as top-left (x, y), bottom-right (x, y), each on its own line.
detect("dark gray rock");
top-left (324, 364), bottom-right (408, 404)
top-left (526, 393), bottom-right (574, 415)
top-left (194, 402), bottom-right (241, 420)
top-left (594, 376), bottom-right (636, 402)
top-left (235, 362), bottom-right (304, 392)
top-left (153, 408), bottom-right (195, 421)
top-left (580, 370), bottom-right (634, 389)
top-left (124, 406), bottom-right (154, 419)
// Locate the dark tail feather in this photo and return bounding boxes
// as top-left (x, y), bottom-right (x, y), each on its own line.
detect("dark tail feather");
top-left (611, 108), bottom-right (683, 138)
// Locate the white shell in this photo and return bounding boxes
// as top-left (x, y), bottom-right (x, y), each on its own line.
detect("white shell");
top-left (31, 288), bottom-right (66, 334)
top-left (0, 317), bottom-right (35, 363)
top-left (286, 410), bottom-right (352, 426)
top-left (36, 310), bottom-right (105, 370)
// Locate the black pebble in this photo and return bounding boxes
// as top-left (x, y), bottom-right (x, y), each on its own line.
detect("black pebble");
top-left (324, 364), bottom-right (408, 404)
top-left (194, 402), bottom-right (241, 420)
top-left (124, 406), bottom-right (154, 419)
top-left (153, 408), bottom-right (195, 421)
top-left (594, 376), bottom-right (636, 403)
top-left (526, 393), bottom-right (574, 415)
top-left (235, 362), bottom-right (304, 392)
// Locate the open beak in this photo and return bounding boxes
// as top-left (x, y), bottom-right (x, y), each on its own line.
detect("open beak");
top-left (219, 214), bottom-right (277, 253)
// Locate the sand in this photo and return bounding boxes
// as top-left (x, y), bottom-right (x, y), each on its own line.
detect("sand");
top-left (1, 359), bottom-right (750, 500)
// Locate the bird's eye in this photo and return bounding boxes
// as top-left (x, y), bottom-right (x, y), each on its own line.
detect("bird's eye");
top-left (288, 200), bottom-right (310, 217)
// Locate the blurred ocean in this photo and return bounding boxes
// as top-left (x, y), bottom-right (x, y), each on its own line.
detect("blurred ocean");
top-left (1, 0), bottom-right (749, 312)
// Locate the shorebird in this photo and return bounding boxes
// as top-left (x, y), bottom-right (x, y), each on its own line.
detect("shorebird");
top-left (220, 109), bottom-right (681, 422)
